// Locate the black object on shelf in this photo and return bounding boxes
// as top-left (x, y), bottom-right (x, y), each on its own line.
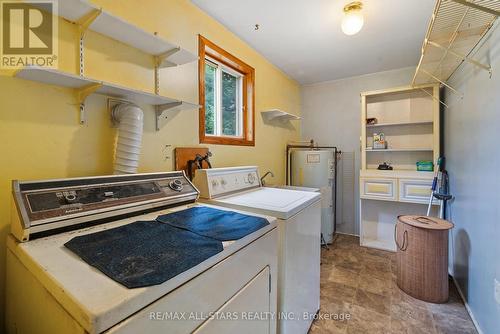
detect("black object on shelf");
top-left (377, 162), bottom-right (393, 170)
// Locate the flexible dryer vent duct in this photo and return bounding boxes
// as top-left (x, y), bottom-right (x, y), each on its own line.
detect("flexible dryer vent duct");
top-left (112, 104), bottom-right (144, 174)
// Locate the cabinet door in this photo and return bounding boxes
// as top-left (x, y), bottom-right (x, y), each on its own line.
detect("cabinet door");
top-left (399, 179), bottom-right (435, 204)
top-left (194, 267), bottom-right (271, 334)
top-left (360, 178), bottom-right (397, 201)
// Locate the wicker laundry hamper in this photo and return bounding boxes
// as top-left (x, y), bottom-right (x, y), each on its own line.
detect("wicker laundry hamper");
top-left (395, 215), bottom-right (454, 303)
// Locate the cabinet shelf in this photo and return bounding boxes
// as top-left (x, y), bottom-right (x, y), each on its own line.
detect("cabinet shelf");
top-left (366, 148), bottom-right (433, 152)
top-left (366, 120), bottom-right (433, 128)
top-left (15, 66), bottom-right (198, 127)
top-left (261, 109), bottom-right (301, 121)
top-left (34, 0), bottom-right (197, 67)
top-left (360, 84), bottom-right (440, 251)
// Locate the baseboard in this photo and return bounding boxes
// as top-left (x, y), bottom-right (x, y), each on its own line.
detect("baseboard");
top-left (450, 274), bottom-right (484, 334)
top-left (335, 232), bottom-right (359, 237)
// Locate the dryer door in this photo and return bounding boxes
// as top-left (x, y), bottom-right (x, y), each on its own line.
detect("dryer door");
top-left (194, 267), bottom-right (272, 334)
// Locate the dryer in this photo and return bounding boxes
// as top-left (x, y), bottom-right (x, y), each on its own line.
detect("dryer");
top-left (193, 166), bottom-right (322, 334)
top-left (6, 171), bottom-right (278, 334)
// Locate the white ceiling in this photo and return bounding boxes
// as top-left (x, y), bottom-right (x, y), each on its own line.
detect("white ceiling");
top-left (191, 0), bottom-right (435, 84)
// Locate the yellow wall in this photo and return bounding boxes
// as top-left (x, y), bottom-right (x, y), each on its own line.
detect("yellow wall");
top-left (0, 0), bottom-right (301, 328)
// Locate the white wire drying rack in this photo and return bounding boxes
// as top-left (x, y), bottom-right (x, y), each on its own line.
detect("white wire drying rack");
top-left (412, 0), bottom-right (499, 95)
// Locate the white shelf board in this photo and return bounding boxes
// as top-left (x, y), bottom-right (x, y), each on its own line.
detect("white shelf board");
top-left (33, 0), bottom-right (197, 67)
top-left (362, 169), bottom-right (434, 179)
top-left (15, 66), bottom-right (99, 88)
top-left (261, 109), bottom-right (301, 121)
top-left (14, 66), bottom-right (198, 108)
top-left (366, 148), bottom-right (434, 152)
top-left (366, 120), bottom-right (433, 128)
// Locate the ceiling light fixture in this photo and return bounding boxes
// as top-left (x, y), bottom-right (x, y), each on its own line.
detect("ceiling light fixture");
top-left (341, 1), bottom-right (364, 36)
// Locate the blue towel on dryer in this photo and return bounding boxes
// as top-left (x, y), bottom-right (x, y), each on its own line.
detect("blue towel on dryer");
top-left (156, 206), bottom-right (269, 241)
top-left (65, 221), bottom-right (223, 289)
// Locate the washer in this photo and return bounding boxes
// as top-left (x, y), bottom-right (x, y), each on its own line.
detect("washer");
top-left (6, 172), bottom-right (278, 334)
top-left (193, 166), bottom-right (322, 334)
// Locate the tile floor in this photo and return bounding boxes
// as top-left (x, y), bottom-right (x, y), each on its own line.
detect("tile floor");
top-left (310, 234), bottom-right (477, 334)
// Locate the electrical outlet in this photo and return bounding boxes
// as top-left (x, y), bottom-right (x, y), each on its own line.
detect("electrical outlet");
top-left (495, 278), bottom-right (500, 305)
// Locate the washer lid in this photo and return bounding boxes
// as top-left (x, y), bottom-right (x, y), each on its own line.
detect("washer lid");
top-left (398, 215), bottom-right (454, 230)
top-left (212, 187), bottom-right (321, 219)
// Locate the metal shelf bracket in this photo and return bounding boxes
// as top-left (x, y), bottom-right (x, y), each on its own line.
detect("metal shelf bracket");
top-left (76, 8), bottom-right (102, 76)
top-left (77, 8), bottom-right (102, 37)
top-left (421, 69), bottom-right (463, 97)
top-left (153, 47), bottom-right (181, 94)
top-left (427, 40), bottom-right (492, 75)
top-left (77, 83), bottom-right (102, 124)
top-left (419, 88), bottom-right (449, 109)
top-left (155, 102), bottom-right (183, 131)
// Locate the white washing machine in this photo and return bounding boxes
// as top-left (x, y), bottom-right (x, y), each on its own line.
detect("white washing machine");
top-left (193, 167), bottom-right (322, 334)
top-left (6, 172), bottom-right (278, 334)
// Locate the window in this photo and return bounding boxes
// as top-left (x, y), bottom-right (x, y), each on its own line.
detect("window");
top-left (199, 35), bottom-right (255, 146)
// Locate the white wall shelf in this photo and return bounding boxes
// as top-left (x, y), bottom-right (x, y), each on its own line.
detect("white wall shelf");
top-left (366, 120), bottom-right (433, 128)
top-left (261, 109), bottom-right (301, 121)
top-left (33, 0), bottom-right (197, 68)
top-left (412, 0), bottom-right (499, 92)
top-left (15, 66), bottom-right (198, 127)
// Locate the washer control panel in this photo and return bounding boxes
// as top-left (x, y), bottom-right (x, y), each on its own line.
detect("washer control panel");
top-left (193, 167), bottom-right (261, 199)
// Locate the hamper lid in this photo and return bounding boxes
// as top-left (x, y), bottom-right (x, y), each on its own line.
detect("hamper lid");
top-left (397, 215), bottom-right (454, 230)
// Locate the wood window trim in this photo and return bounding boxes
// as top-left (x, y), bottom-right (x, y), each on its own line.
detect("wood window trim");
top-left (198, 35), bottom-right (255, 146)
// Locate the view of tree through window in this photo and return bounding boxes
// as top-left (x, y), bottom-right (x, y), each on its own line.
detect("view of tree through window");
top-left (204, 63), bottom-right (216, 135)
top-left (204, 59), bottom-right (241, 137)
top-left (222, 71), bottom-right (237, 136)
top-left (199, 35), bottom-right (255, 146)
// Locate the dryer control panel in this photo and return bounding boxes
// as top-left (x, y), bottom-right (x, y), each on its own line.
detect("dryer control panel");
top-left (12, 171), bottom-right (198, 241)
top-left (193, 166), bottom-right (261, 199)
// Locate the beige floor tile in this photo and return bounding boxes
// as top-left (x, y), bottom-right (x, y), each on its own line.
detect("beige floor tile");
top-left (390, 318), bottom-right (437, 334)
top-left (321, 282), bottom-right (357, 305)
top-left (358, 271), bottom-right (392, 295)
top-left (328, 266), bottom-right (360, 288)
top-left (316, 235), bottom-right (477, 334)
top-left (432, 314), bottom-right (477, 334)
top-left (309, 318), bottom-right (347, 334)
top-left (344, 304), bottom-right (391, 334)
top-left (390, 300), bottom-right (434, 327)
top-left (353, 289), bottom-right (391, 316)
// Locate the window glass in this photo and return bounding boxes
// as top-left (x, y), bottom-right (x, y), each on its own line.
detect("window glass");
top-left (222, 70), bottom-right (238, 136)
top-left (204, 62), bottom-right (216, 135)
top-left (199, 35), bottom-right (255, 146)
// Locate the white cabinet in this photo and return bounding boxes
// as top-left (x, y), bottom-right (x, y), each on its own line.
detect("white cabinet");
top-left (359, 173), bottom-right (439, 252)
top-left (360, 178), bottom-right (397, 201)
top-left (359, 84), bottom-right (441, 252)
top-left (399, 178), bottom-right (434, 204)
top-left (360, 177), bottom-right (438, 205)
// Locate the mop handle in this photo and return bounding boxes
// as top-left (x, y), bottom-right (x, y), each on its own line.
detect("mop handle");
top-left (426, 157), bottom-right (444, 216)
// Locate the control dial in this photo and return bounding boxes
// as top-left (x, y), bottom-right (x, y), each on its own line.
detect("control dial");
top-left (247, 173), bottom-right (256, 184)
top-left (63, 192), bottom-right (77, 204)
top-left (169, 179), bottom-right (183, 192)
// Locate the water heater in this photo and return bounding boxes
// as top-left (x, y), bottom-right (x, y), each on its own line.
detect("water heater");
top-left (290, 150), bottom-right (336, 243)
